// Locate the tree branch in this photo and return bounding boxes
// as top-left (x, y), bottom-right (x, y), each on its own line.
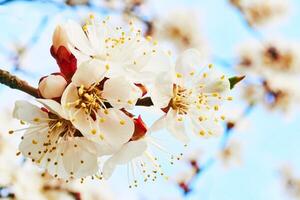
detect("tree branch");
top-left (136, 96), bottom-right (153, 107)
top-left (0, 69), bottom-right (39, 98)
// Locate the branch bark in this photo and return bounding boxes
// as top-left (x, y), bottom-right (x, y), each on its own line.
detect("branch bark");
top-left (0, 69), bottom-right (39, 98)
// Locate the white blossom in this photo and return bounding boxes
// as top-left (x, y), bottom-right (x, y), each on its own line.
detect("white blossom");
top-left (150, 49), bottom-right (231, 143)
top-left (60, 16), bottom-right (171, 83)
top-left (102, 116), bottom-right (183, 187)
top-left (61, 59), bottom-right (140, 153)
top-left (12, 100), bottom-right (103, 180)
top-left (153, 9), bottom-right (207, 55)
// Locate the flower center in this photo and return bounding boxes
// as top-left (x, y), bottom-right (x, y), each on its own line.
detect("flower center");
top-left (75, 83), bottom-right (107, 116)
top-left (47, 113), bottom-right (82, 139)
top-left (170, 85), bottom-right (192, 115)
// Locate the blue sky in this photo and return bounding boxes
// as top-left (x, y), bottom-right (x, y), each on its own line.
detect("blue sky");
top-left (0, 0), bottom-right (300, 199)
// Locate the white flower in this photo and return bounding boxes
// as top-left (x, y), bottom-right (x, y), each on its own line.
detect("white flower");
top-left (237, 40), bottom-right (300, 90)
top-left (102, 116), bottom-right (183, 187)
top-left (218, 141), bottom-right (242, 168)
top-left (150, 49), bottom-right (231, 143)
top-left (38, 74), bottom-right (67, 99)
top-left (12, 99), bottom-right (103, 180)
top-left (153, 9), bottom-right (207, 55)
top-left (61, 16), bottom-right (171, 83)
top-left (61, 59), bottom-right (140, 152)
top-left (237, 40), bottom-right (300, 113)
top-left (231, 0), bottom-right (289, 27)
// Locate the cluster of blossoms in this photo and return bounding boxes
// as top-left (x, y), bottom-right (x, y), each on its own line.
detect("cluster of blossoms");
top-left (236, 40), bottom-right (300, 113)
top-left (9, 15), bottom-right (234, 186)
top-left (152, 10), bottom-right (207, 54)
top-left (229, 0), bottom-right (288, 27)
top-left (0, 132), bottom-right (113, 200)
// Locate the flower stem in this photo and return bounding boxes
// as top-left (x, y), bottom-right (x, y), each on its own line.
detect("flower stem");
top-left (0, 69), bottom-right (39, 98)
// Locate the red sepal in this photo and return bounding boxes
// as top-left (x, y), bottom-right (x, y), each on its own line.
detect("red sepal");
top-left (50, 45), bottom-right (77, 81)
top-left (135, 83), bottom-right (147, 96)
top-left (130, 115), bottom-right (147, 141)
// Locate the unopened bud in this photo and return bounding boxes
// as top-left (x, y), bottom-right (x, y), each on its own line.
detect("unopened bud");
top-left (52, 24), bottom-right (69, 54)
top-left (38, 74), bottom-right (67, 99)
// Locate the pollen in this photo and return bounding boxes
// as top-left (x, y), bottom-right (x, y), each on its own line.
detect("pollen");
top-left (189, 71), bottom-right (195, 76)
top-left (214, 105), bottom-right (219, 111)
top-left (120, 120), bottom-right (125, 125)
top-left (89, 14), bottom-right (95, 19)
top-left (99, 134), bottom-right (104, 140)
top-left (208, 64), bottom-right (213, 69)
top-left (33, 118), bottom-right (40, 122)
top-left (146, 36), bottom-right (152, 41)
top-left (227, 96), bottom-right (233, 101)
top-left (105, 64), bottom-right (110, 70)
top-left (32, 139), bottom-right (38, 145)
top-left (20, 120), bottom-right (25, 125)
top-left (99, 118), bottom-right (105, 123)
top-left (8, 130), bottom-right (14, 134)
top-left (127, 100), bottom-right (133, 104)
top-left (199, 130), bottom-right (206, 136)
top-left (177, 117), bottom-right (183, 122)
top-left (176, 73), bottom-right (183, 78)
top-left (91, 129), bottom-right (97, 135)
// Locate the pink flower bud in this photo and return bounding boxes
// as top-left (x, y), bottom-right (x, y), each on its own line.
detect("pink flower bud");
top-left (38, 74), bottom-right (67, 99)
top-left (52, 25), bottom-right (69, 53)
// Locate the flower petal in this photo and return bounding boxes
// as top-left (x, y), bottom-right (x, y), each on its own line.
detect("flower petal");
top-left (61, 138), bottom-right (99, 179)
top-left (175, 48), bottom-right (205, 78)
top-left (96, 109), bottom-right (135, 149)
top-left (64, 20), bottom-right (95, 56)
top-left (37, 99), bottom-right (67, 119)
top-left (13, 101), bottom-right (48, 124)
top-left (19, 129), bottom-right (49, 161)
top-left (61, 83), bottom-right (79, 114)
top-left (165, 109), bottom-right (190, 144)
top-left (103, 139), bottom-right (147, 179)
top-left (149, 72), bottom-right (174, 108)
top-left (189, 108), bottom-right (224, 137)
top-left (71, 59), bottom-right (107, 87)
top-left (148, 115), bottom-right (166, 133)
top-left (196, 70), bottom-right (230, 94)
top-left (102, 76), bottom-right (142, 109)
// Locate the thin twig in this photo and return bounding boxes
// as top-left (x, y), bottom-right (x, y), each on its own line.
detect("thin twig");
top-left (0, 69), bottom-right (39, 97)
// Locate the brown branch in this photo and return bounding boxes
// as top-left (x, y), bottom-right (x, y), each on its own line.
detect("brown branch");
top-left (136, 96), bottom-right (153, 106)
top-left (0, 69), bottom-right (39, 98)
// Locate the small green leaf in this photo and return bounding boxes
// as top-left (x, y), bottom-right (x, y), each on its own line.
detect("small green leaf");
top-left (229, 75), bottom-right (245, 89)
